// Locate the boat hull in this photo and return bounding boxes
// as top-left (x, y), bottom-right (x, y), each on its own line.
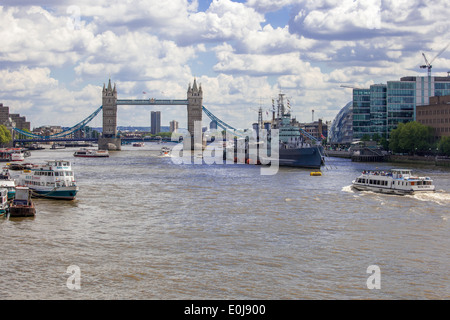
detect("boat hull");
top-left (74, 154), bottom-right (109, 158)
top-left (352, 183), bottom-right (435, 195)
top-left (29, 186), bottom-right (79, 200)
top-left (9, 205), bottom-right (36, 217)
top-left (261, 146), bottom-right (324, 169)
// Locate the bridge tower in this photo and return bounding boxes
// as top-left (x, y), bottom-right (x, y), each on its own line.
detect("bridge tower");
top-left (98, 79), bottom-right (121, 150)
top-left (187, 78), bottom-right (203, 147)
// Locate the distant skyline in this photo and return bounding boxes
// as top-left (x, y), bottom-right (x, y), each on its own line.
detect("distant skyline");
top-left (0, 0), bottom-right (449, 130)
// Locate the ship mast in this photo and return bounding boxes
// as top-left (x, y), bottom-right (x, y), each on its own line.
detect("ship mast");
top-left (277, 93), bottom-right (286, 117)
top-left (258, 106), bottom-right (263, 129)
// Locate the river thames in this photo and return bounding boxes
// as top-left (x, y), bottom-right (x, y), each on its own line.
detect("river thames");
top-left (1, 143), bottom-right (449, 299)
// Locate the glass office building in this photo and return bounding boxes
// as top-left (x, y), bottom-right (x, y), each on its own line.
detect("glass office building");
top-left (370, 84), bottom-right (387, 136)
top-left (352, 88), bottom-right (371, 139)
top-left (352, 76), bottom-right (450, 140)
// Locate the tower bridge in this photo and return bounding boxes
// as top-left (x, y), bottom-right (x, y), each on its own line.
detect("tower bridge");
top-left (99, 78), bottom-right (202, 150)
top-left (12, 78), bottom-right (242, 147)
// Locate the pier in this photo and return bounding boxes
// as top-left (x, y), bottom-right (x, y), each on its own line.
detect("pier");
top-left (351, 148), bottom-right (387, 162)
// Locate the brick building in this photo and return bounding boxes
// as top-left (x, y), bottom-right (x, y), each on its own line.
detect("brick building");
top-left (0, 103), bottom-right (31, 131)
top-left (416, 95), bottom-right (450, 139)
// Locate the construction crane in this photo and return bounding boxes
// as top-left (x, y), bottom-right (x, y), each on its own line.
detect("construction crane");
top-left (420, 42), bottom-right (450, 78)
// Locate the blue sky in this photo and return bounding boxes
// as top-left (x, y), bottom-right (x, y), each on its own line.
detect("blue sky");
top-left (0, 0), bottom-right (449, 129)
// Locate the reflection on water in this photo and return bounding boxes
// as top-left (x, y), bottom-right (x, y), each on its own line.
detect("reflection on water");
top-left (1, 143), bottom-right (449, 299)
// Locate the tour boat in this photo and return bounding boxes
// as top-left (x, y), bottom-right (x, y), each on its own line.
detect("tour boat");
top-left (74, 148), bottom-right (109, 157)
top-left (17, 160), bottom-right (79, 200)
top-left (9, 186), bottom-right (36, 217)
top-left (0, 148), bottom-right (25, 162)
top-left (352, 169), bottom-right (435, 195)
top-left (132, 142), bottom-right (145, 147)
top-left (51, 144), bottom-right (66, 150)
top-left (0, 188), bottom-right (9, 217)
top-left (159, 146), bottom-right (171, 157)
top-left (0, 168), bottom-right (16, 200)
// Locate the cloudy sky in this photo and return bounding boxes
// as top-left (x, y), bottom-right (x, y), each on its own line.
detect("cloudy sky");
top-left (0, 0), bottom-right (449, 130)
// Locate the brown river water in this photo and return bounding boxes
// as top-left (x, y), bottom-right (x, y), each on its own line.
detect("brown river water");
top-left (1, 143), bottom-right (449, 299)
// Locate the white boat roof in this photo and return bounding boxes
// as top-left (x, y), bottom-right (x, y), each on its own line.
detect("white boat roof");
top-left (0, 181), bottom-right (15, 186)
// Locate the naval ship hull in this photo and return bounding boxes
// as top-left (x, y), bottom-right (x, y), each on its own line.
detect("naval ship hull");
top-left (279, 146), bottom-right (324, 168)
top-left (261, 146), bottom-right (324, 169)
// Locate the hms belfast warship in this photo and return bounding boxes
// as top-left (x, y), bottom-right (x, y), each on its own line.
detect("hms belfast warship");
top-left (258, 93), bottom-right (325, 169)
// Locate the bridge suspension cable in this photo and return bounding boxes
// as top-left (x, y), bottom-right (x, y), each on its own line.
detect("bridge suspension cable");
top-left (202, 106), bottom-right (237, 131)
top-left (202, 106), bottom-right (249, 138)
top-left (299, 127), bottom-right (320, 142)
top-left (13, 105), bottom-right (103, 139)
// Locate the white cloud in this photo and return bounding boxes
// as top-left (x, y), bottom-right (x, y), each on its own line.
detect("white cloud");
top-left (1, 0), bottom-right (449, 130)
top-left (0, 66), bottom-right (58, 97)
top-left (0, 6), bottom-right (94, 67)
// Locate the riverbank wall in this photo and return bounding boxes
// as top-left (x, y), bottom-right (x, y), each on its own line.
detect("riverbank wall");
top-left (389, 155), bottom-right (450, 167)
top-left (326, 150), bottom-right (450, 167)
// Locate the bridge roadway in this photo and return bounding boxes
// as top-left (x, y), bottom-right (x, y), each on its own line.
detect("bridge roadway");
top-left (13, 136), bottom-right (173, 146)
top-left (116, 99), bottom-right (188, 105)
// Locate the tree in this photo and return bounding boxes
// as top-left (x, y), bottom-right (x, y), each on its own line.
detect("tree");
top-left (438, 136), bottom-right (450, 156)
top-left (0, 125), bottom-right (12, 146)
top-left (372, 133), bottom-right (380, 142)
top-left (389, 121), bottom-right (433, 155)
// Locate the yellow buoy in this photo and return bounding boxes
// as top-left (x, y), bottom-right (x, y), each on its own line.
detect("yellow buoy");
top-left (310, 171), bottom-right (322, 176)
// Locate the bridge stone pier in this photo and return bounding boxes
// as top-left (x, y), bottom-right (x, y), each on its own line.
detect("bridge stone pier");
top-left (98, 78), bottom-right (203, 151)
top-left (98, 79), bottom-right (121, 150)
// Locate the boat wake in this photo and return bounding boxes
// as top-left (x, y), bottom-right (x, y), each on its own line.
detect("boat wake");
top-left (341, 185), bottom-right (354, 193)
top-left (408, 190), bottom-right (450, 206)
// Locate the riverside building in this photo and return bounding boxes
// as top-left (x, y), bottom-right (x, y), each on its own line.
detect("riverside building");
top-left (416, 95), bottom-right (450, 139)
top-left (151, 111), bottom-right (161, 135)
top-left (352, 75), bottom-right (450, 140)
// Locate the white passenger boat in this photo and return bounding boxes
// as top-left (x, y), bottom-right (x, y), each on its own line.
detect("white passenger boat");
top-left (17, 160), bottom-right (79, 200)
top-left (0, 188), bottom-right (9, 217)
top-left (74, 148), bottom-right (109, 157)
top-left (0, 168), bottom-right (16, 200)
top-left (0, 148), bottom-right (25, 162)
top-left (352, 169), bottom-right (435, 195)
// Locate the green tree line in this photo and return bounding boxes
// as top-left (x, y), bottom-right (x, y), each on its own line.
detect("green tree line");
top-left (388, 121), bottom-right (450, 156)
top-left (0, 125), bottom-right (12, 146)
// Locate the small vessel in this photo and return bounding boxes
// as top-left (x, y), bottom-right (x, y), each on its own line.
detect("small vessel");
top-left (159, 146), bottom-right (171, 157)
top-left (0, 188), bottom-right (9, 217)
top-left (0, 168), bottom-right (16, 200)
top-left (352, 169), bottom-right (435, 195)
top-left (0, 148), bottom-right (25, 162)
top-left (51, 143), bottom-right (66, 149)
top-left (310, 171), bottom-right (322, 176)
top-left (17, 160), bottom-right (79, 200)
top-left (27, 144), bottom-right (45, 150)
top-left (73, 148), bottom-right (109, 158)
top-left (6, 162), bottom-right (33, 171)
top-left (9, 186), bottom-right (36, 217)
top-left (132, 142), bottom-right (145, 147)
